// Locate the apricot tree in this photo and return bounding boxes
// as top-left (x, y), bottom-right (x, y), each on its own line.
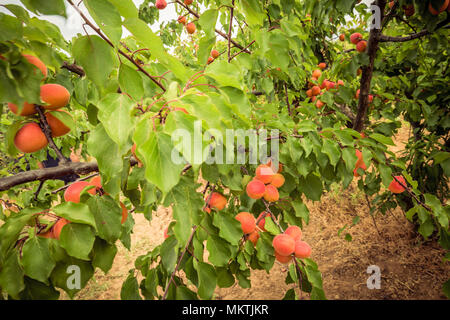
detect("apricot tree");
top-left (0, 0), bottom-right (449, 300)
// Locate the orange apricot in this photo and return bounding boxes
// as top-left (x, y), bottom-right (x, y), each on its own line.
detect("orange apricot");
top-left (275, 251), bottom-right (292, 264)
top-left (318, 63), bottom-right (326, 70)
top-left (64, 181), bottom-right (96, 203)
top-left (388, 176), bottom-right (406, 194)
top-left (272, 234), bottom-right (295, 256)
top-left (186, 22), bottom-right (196, 34)
top-left (14, 122), bottom-right (48, 153)
top-left (235, 212), bottom-right (256, 234)
top-left (429, 0), bottom-right (448, 15)
top-left (247, 230), bottom-right (260, 246)
top-left (356, 40), bottom-right (367, 52)
top-left (311, 86), bottom-right (321, 96)
top-left (255, 164), bottom-right (275, 184)
top-left (271, 173), bottom-right (285, 188)
top-left (257, 211), bottom-right (268, 231)
top-left (177, 15), bottom-right (187, 25)
top-left (246, 179), bottom-right (266, 199)
top-left (45, 110), bottom-right (71, 137)
top-left (22, 54), bottom-right (47, 78)
top-left (263, 185), bottom-right (279, 202)
top-left (211, 50), bottom-right (220, 59)
top-left (312, 69), bottom-right (322, 79)
top-left (284, 226), bottom-right (302, 241)
top-left (294, 240), bottom-right (312, 259)
top-left (40, 84), bottom-right (70, 110)
top-left (207, 192), bottom-right (227, 211)
top-left (52, 218), bottom-right (70, 240)
top-left (119, 202), bottom-right (128, 224)
top-left (350, 32), bottom-right (363, 44)
top-left (8, 102), bottom-right (37, 116)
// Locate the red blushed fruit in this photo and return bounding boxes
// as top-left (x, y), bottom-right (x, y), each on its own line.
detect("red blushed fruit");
top-left (52, 218), bottom-right (70, 240)
top-left (22, 54), bottom-right (47, 79)
top-left (388, 176), bottom-right (406, 194)
top-left (207, 192), bottom-right (227, 211)
top-left (263, 185), bottom-right (279, 202)
top-left (257, 212), bottom-right (268, 231)
top-left (247, 230), bottom-right (260, 246)
top-left (273, 234), bottom-right (296, 256)
top-left (284, 226), bottom-right (302, 241)
top-left (186, 22), bottom-right (196, 34)
top-left (312, 69), bottom-right (322, 79)
top-left (235, 212), bottom-right (256, 234)
top-left (8, 102), bottom-right (37, 116)
top-left (275, 251), bottom-right (292, 264)
top-left (155, 0), bottom-right (167, 9)
top-left (164, 227), bottom-right (169, 239)
top-left (355, 89), bottom-right (360, 99)
top-left (429, 0), bottom-right (449, 15)
top-left (353, 150), bottom-right (367, 177)
top-left (318, 63), bottom-right (326, 70)
top-left (270, 173), bottom-right (285, 188)
top-left (177, 16), bottom-right (187, 25)
top-left (14, 122), bottom-right (48, 153)
top-left (311, 85), bottom-right (321, 96)
top-left (120, 202), bottom-right (128, 224)
top-left (255, 164), bottom-right (275, 184)
top-left (40, 84), bottom-right (70, 110)
top-left (207, 56), bottom-right (214, 64)
top-left (316, 100), bottom-right (325, 109)
top-left (64, 181), bottom-right (96, 203)
top-left (294, 240), bottom-right (311, 259)
top-left (211, 50), bottom-right (220, 59)
top-left (339, 34), bottom-right (345, 41)
top-left (38, 230), bottom-right (54, 239)
top-left (184, 0), bottom-right (193, 4)
top-left (350, 32), bottom-right (363, 44)
top-left (45, 110), bottom-right (71, 137)
top-left (356, 40), bottom-right (367, 52)
top-left (246, 179), bottom-right (266, 199)
top-left (306, 89), bottom-right (313, 97)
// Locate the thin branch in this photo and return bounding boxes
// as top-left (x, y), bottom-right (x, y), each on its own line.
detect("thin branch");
top-left (227, 0), bottom-right (235, 63)
top-left (67, 0), bottom-right (166, 92)
top-left (35, 105), bottom-right (68, 165)
top-left (229, 40), bottom-right (256, 61)
top-left (61, 61), bottom-right (85, 77)
top-left (284, 83), bottom-right (292, 117)
top-left (162, 226), bottom-right (198, 300)
top-left (51, 172), bottom-right (99, 194)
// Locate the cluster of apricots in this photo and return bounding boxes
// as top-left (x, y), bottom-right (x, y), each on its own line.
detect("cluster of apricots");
top-left (306, 66), bottom-right (344, 109)
top-left (165, 0), bottom-right (195, 34)
top-left (207, 49), bottom-right (220, 65)
top-left (350, 32), bottom-right (367, 53)
top-left (388, 1), bottom-right (415, 16)
top-left (39, 176), bottom-right (127, 240)
top-left (389, 0), bottom-right (449, 16)
top-left (9, 54), bottom-right (71, 154)
top-left (272, 225), bottom-right (312, 264)
top-left (245, 161), bottom-right (285, 203)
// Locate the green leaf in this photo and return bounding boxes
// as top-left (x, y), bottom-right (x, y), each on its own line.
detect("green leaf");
top-left (121, 271), bottom-right (142, 300)
top-left (119, 64), bottom-right (144, 100)
top-left (205, 60), bottom-right (243, 89)
top-left (212, 212), bottom-right (243, 245)
top-left (322, 139), bottom-right (341, 167)
top-left (20, 0), bottom-right (66, 16)
top-left (194, 260), bottom-right (217, 300)
top-left (91, 238), bottom-right (117, 274)
top-left (87, 196), bottom-right (123, 243)
top-left (50, 258), bottom-right (94, 298)
top-left (72, 35), bottom-right (116, 91)
top-left (20, 277), bottom-right (60, 300)
top-left (134, 127), bottom-right (184, 194)
top-left (21, 236), bottom-right (55, 284)
top-left (84, 0), bottom-right (122, 45)
top-left (370, 133), bottom-right (395, 146)
top-left (300, 174), bottom-right (323, 201)
top-left (176, 286), bottom-right (198, 300)
top-left (160, 236), bottom-right (178, 273)
top-left (97, 93), bottom-right (136, 155)
top-left (0, 13), bottom-right (23, 41)
top-left (52, 202), bottom-right (96, 229)
top-left (123, 17), bottom-right (189, 82)
top-left (198, 9), bottom-right (218, 39)
top-left (292, 200), bottom-right (310, 225)
top-left (0, 210), bottom-right (34, 260)
top-left (108, 0), bottom-right (138, 19)
top-left (263, 216), bottom-right (280, 235)
top-left (206, 235), bottom-right (231, 266)
top-left (0, 249), bottom-right (25, 299)
top-left (59, 223), bottom-right (96, 261)
top-left (216, 267), bottom-right (235, 288)
top-left (239, 0), bottom-right (265, 26)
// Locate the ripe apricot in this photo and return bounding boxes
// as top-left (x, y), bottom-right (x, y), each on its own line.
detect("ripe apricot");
top-left (306, 89), bottom-right (313, 97)
top-left (45, 110), bottom-right (71, 137)
top-left (275, 251), bottom-right (292, 264)
top-left (294, 240), bottom-right (311, 259)
top-left (312, 69), bottom-right (322, 79)
top-left (246, 179), bottom-right (266, 199)
top-left (388, 176), bottom-right (406, 194)
top-left (264, 185), bottom-right (279, 202)
top-left (356, 40), bottom-right (367, 52)
top-left (184, 0), bottom-right (193, 4)
top-left (353, 149), bottom-right (367, 177)
top-left (350, 32), bottom-right (363, 44)
top-left (211, 50), bottom-right (220, 59)
top-left (64, 181), bottom-right (96, 203)
top-left (207, 192), bottom-right (227, 211)
top-left (89, 176), bottom-right (102, 190)
top-left (316, 100), bottom-right (325, 109)
top-left (272, 234), bottom-right (295, 256)
top-left (285, 226), bottom-right (302, 241)
top-left (40, 84), bottom-right (70, 110)
top-left (14, 122), bottom-right (48, 153)
top-left (53, 218), bottom-right (70, 240)
top-left (155, 0), bottom-right (167, 9)
top-left (178, 15), bottom-right (186, 24)
top-left (270, 173), bottom-right (285, 188)
top-left (207, 56), bottom-right (214, 64)
top-left (120, 202), bottom-right (128, 224)
top-left (255, 164), bottom-right (275, 184)
top-left (8, 102), bottom-right (37, 116)
top-left (235, 212), bottom-right (256, 234)
top-left (339, 34), bottom-right (345, 41)
top-left (22, 54), bottom-right (47, 78)
top-left (318, 63), bottom-right (326, 70)
top-left (311, 86), bottom-right (321, 96)
top-left (186, 22), bottom-right (196, 34)
top-left (247, 230), bottom-right (260, 246)
top-left (164, 227), bottom-right (169, 239)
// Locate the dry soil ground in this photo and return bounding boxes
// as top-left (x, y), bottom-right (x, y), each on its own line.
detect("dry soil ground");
top-left (69, 123), bottom-right (449, 300)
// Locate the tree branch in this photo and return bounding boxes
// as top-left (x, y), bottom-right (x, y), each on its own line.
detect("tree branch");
top-left (227, 0), bottom-right (235, 62)
top-left (379, 25), bottom-right (450, 42)
top-left (61, 61), bottom-right (85, 77)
